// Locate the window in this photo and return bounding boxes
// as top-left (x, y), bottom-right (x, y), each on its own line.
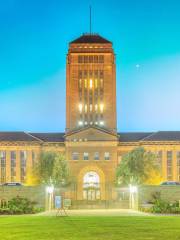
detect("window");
top-left (10, 151), bottom-right (16, 182)
top-left (94, 152), bottom-right (99, 160)
top-left (177, 152), bottom-right (180, 181)
top-left (84, 79), bottom-right (87, 88)
top-left (84, 56), bottom-right (88, 63)
top-left (20, 151), bottom-right (27, 182)
top-left (32, 151), bottom-right (36, 168)
top-left (167, 151), bottom-right (172, 180)
top-left (94, 56), bottom-right (98, 63)
top-left (83, 152), bottom-right (89, 160)
top-left (0, 151), bottom-right (6, 183)
top-left (78, 55), bottom-right (83, 63)
top-left (89, 55), bottom-right (93, 63)
top-left (104, 152), bottom-right (110, 160)
top-left (72, 152), bottom-right (79, 160)
top-left (10, 151), bottom-right (16, 167)
top-left (157, 151), bottom-right (162, 173)
top-left (99, 55), bottom-right (104, 63)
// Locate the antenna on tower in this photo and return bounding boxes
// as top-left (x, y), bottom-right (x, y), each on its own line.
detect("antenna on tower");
top-left (89, 5), bottom-right (92, 34)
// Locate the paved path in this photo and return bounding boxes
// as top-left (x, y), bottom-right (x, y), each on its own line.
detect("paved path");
top-left (37, 209), bottom-right (151, 217)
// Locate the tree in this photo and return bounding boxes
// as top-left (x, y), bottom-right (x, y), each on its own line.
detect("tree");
top-left (34, 151), bottom-right (69, 186)
top-left (116, 147), bottom-right (161, 185)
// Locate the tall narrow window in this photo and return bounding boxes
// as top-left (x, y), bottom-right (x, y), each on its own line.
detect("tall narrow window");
top-left (0, 151), bottom-right (6, 183)
top-left (167, 151), bottom-right (173, 180)
top-left (78, 55), bottom-right (83, 63)
top-left (84, 79), bottom-right (87, 88)
top-left (157, 151), bottom-right (162, 174)
top-left (20, 151), bottom-right (27, 183)
top-left (94, 56), bottom-right (98, 63)
top-left (79, 103), bottom-right (83, 113)
top-left (84, 56), bottom-right (88, 63)
top-left (100, 103), bottom-right (104, 113)
top-left (32, 151), bottom-right (36, 169)
top-left (89, 79), bottom-right (93, 89)
top-left (177, 152), bottom-right (180, 181)
top-left (10, 151), bottom-right (16, 182)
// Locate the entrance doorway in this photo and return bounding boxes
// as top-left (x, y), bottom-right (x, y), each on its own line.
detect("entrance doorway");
top-left (83, 171), bottom-right (100, 201)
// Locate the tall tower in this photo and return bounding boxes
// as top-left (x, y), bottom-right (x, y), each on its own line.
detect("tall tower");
top-left (66, 34), bottom-right (116, 133)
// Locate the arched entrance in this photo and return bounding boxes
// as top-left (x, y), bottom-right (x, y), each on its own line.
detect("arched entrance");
top-left (77, 166), bottom-right (106, 200)
top-left (83, 171), bottom-right (100, 200)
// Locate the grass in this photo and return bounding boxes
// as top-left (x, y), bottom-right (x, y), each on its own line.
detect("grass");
top-left (0, 216), bottom-right (180, 240)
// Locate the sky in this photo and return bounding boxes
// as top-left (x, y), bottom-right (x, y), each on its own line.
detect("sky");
top-left (0, 0), bottom-right (180, 133)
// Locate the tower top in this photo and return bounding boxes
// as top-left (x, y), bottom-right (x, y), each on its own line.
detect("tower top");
top-left (70, 34), bottom-right (112, 44)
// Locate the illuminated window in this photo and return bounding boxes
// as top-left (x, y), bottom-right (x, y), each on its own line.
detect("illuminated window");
top-left (79, 103), bottom-right (83, 113)
top-left (100, 103), bottom-right (104, 113)
top-left (89, 79), bottom-right (93, 89)
top-left (72, 152), bottom-right (79, 160)
top-left (100, 79), bottom-right (103, 88)
top-left (95, 79), bottom-right (98, 88)
top-left (79, 79), bottom-right (82, 89)
top-left (94, 152), bottom-right (99, 160)
top-left (84, 79), bottom-right (87, 88)
top-left (90, 104), bottom-right (93, 112)
top-left (104, 152), bottom-right (110, 160)
top-left (85, 105), bottom-right (87, 113)
top-left (83, 152), bottom-right (89, 161)
top-left (95, 104), bottom-right (98, 111)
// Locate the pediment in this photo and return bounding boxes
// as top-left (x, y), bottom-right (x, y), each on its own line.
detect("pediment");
top-left (65, 127), bottom-right (118, 141)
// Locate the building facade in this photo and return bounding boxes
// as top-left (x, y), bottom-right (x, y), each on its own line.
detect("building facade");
top-left (1, 34), bottom-right (180, 201)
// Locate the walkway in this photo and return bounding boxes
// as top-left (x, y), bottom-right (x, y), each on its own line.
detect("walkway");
top-left (38, 209), bottom-right (151, 216)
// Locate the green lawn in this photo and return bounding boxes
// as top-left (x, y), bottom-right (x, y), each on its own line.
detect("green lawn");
top-left (0, 216), bottom-right (180, 240)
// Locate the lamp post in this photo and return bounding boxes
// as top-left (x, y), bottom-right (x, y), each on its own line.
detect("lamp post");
top-left (129, 185), bottom-right (138, 210)
top-left (46, 185), bottom-right (54, 211)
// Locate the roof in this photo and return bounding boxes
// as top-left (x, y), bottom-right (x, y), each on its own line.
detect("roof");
top-left (0, 132), bottom-right (38, 142)
top-left (119, 132), bottom-right (153, 142)
top-left (0, 131), bottom-right (180, 143)
top-left (65, 126), bottom-right (118, 137)
top-left (70, 34), bottom-right (111, 44)
top-left (142, 131), bottom-right (180, 142)
top-left (30, 133), bottom-right (64, 142)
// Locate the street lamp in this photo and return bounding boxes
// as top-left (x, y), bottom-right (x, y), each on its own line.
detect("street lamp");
top-left (129, 185), bottom-right (138, 210)
top-left (46, 185), bottom-right (54, 211)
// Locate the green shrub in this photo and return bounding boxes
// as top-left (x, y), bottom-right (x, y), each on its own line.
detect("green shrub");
top-left (151, 199), bottom-right (180, 214)
top-left (0, 196), bottom-right (43, 215)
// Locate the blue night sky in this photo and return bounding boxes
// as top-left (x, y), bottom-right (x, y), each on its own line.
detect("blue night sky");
top-left (0, 0), bottom-right (180, 132)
